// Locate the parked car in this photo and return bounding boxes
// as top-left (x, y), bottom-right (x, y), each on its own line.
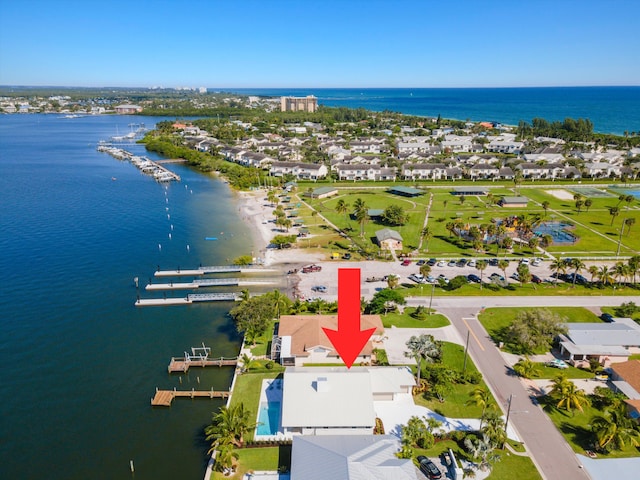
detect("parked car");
top-left (425, 275), bottom-right (436, 284)
top-left (311, 285), bottom-right (327, 293)
top-left (417, 456), bottom-right (442, 479)
top-left (342, 253), bottom-right (351, 260)
top-left (510, 272), bottom-right (520, 281)
top-left (456, 258), bottom-right (468, 267)
top-left (489, 258), bottom-right (499, 266)
top-left (601, 313), bottom-right (614, 323)
top-left (467, 274), bottom-right (481, 283)
top-left (436, 260), bottom-right (446, 267)
top-left (302, 264), bottom-right (322, 273)
top-left (401, 259), bottom-right (412, 266)
top-left (427, 258), bottom-right (437, 266)
top-left (520, 258), bottom-right (530, 265)
top-left (531, 274), bottom-right (543, 284)
top-left (437, 274), bottom-right (449, 284)
top-left (489, 273), bottom-right (504, 281)
top-left (416, 259), bottom-right (426, 266)
top-left (447, 259), bottom-right (457, 267)
top-left (467, 259), bottom-right (476, 268)
top-left (532, 257), bottom-right (542, 267)
top-left (409, 274), bottom-right (427, 284)
top-left (547, 359), bottom-right (569, 369)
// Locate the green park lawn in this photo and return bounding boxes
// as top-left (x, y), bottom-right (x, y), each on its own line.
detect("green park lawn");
top-left (295, 184), bottom-right (639, 259)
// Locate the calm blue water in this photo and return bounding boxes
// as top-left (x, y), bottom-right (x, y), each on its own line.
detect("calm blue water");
top-left (0, 115), bottom-right (258, 479)
top-left (228, 87), bottom-right (640, 135)
top-left (256, 402), bottom-right (281, 436)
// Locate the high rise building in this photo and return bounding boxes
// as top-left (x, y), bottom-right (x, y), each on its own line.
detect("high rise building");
top-left (280, 95), bottom-right (318, 113)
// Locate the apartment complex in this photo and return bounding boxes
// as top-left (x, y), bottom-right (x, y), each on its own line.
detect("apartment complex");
top-left (281, 95), bottom-right (318, 113)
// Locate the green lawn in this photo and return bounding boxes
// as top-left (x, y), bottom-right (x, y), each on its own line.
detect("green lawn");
top-left (542, 397), bottom-right (640, 458)
top-left (249, 320), bottom-right (276, 357)
top-left (383, 308), bottom-right (450, 328)
top-left (212, 445), bottom-right (290, 479)
top-left (533, 363), bottom-right (595, 379)
top-left (294, 184), bottom-right (639, 259)
top-left (478, 306), bottom-right (602, 354)
top-left (412, 342), bottom-right (497, 418)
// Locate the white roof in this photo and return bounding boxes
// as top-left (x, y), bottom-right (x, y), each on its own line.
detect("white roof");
top-left (282, 368), bottom-right (375, 428)
top-left (280, 336), bottom-right (292, 358)
top-left (290, 435), bottom-right (421, 480)
top-left (368, 367), bottom-right (415, 393)
top-left (566, 322), bottom-right (640, 347)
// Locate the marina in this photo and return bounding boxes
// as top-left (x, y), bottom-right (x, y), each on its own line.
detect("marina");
top-left (97, 145), bottom-right (181, 182)
top-left (146, 278), bottom-right (277, 290)
top-left (154, 265), bottom-right (280, 276)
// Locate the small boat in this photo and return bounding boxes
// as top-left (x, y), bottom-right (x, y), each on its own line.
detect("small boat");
top-left (205, 237), bottom-right (217, 241)
top-left (111, 177), bottom-right (117, 181)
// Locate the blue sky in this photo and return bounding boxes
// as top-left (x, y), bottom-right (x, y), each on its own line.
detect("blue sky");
top-left (1, 0), bottom-right (639, 88)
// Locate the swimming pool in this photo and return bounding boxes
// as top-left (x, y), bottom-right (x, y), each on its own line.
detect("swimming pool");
top-left (256, 401), bottom-right (281, 436)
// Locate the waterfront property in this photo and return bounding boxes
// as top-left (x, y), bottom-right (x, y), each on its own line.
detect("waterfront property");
top-left (254, 378), bottom-right (284, 439)
top-left (273, 315), bottom-right (384, 366)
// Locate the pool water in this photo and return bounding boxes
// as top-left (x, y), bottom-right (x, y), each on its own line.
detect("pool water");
top-left (256, 401), bottom-right (281, 436)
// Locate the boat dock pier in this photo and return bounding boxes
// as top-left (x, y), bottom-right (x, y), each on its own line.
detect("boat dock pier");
top-left (154, 265), bottom-right (280, 277)
top-left (135, 292), bottom-right (242, 307)
top-left (151, 387), bottom-right (230, 407)
top-left (97, 145), bottom-right (180, 182)
top-left (168, 356), bottom-right (238, 373)
top-left (146, 278), bottom-right (277, 290)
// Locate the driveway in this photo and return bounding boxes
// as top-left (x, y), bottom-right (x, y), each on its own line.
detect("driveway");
top-left (382, 326), bottom-right (465, 365)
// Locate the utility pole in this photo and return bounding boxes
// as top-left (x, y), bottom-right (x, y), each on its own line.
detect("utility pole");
top-left (428, 282), bottom-right (435, 314)
top-left (462, 330), bottom-right (470, 373)
top-left (505, 394), bottom-right (514, 436)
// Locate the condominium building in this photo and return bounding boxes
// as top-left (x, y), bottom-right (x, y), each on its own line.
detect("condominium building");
top-left (281, 95), bottom-right (318, 113)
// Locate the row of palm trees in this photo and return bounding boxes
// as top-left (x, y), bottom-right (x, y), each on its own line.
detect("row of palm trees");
top-left (550, 255), bottom-right (640, 287)
top-left (204, 403), bottom-right (257, 473)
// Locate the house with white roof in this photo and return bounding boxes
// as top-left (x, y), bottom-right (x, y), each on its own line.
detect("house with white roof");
top-left (584, 162), bottom-right (622, 178)
top-left (441, 135), bottom-right (475, 152)
top-left (269, 161), bottom-right (328, 180)
top-left (401, 163), bottom-right (447, 180)
top-left (281, 366), bottom-right (415, 436)
top-left (290, 435), bottom-right (421, 480)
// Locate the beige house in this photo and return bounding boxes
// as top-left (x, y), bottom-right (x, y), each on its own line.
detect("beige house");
top-left (375, 228), bottom-right (403, 251)
top-left (274, 314), bottom-right (384, 366)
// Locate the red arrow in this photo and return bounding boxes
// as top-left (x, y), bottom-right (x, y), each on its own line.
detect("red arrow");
top-left (322, 268), bottom-right (376, 369)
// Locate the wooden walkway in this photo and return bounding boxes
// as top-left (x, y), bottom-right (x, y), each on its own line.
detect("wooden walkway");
top-left (151, 388), bottom-right (230, 406)
top-left (168, 356), bottom-right (237, 373)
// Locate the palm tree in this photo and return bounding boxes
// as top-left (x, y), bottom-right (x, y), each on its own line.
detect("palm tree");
top-left (540, 233), bottom-right (553, 250)
top-left (624, 194), bottom-right (635, 210)
top-left (584, 198), bottom-right (593, 212)
top-left (588, 265), bottom-right (599, 283)
top-left (541, 201), bottom-right (550, 216)
top-left (570, 258), bottom-right (585, 288)
top-left (205, 403), bottom-right (257, 449)
top-left (387, 274), bottom-right (399, 290)
top-left (608, 206), bottom-right (620, 226)
top-left (628, 255), bottom-right (640, 284)
top-left (335, 198), bottom-right (349, 225)
top-left (498, 259), bottom-right (509, 281)
top-left (404, 334), bottom-right (441, 384)
top-left (624, 217), bottom-right (636, 236)
top-left (210, 437), bottom-right (239, 473)
top-left (464, 434), bottom-right (500, 471)
top-left (592, 405), bottom-right (640, 452)
top-left (466, 387), bottom-right (492, 429)
top-left (420, 226), bottom-right (433, 252)
top-left (481, 408), bottom-right (507, 447)
top-left (513, 170), bottom-right (524, 195)
top-left (269, 289), bottom-right (289, 318)
top-left (598, 265), bottom-right (614, 287)
top-left (549, 374), bottom-right (590, 414)
top-left (550, 258), bottom-right (568, 285)
top-left (419, 264), bottom-right (432, 278)
top-left (513, 357), bottom-right (541, 379)
top-left (528, 236), bottom-right (540, 253)
top-left (353, 198), bottom-right (368, 238)
top-left (476, 260), bottom-right (487, 289)
top-left (613, 261), bottom-right (629, 286)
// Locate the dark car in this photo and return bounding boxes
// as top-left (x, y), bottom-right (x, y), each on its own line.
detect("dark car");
top-left (489, 258), bottom-right (498, 266)
top-left (456, 258), bottom-right (468, 267)
top-left (601, 313), bottom-right (614, 322)
top-left (467, 274), bottom-right (481, 283)
top-left (416, 259), bottom-right (426, 266)
top-left (531, 274), bottom-right (543, 284)
top-left (427, 258), bottom-right (437, 266)
top-left (342, 253), bottom-right (351, 260)
top-left (417, 456), bottom-right (442, 479)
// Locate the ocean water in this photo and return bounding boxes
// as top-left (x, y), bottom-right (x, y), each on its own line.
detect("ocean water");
top-left (229, 87), bottom-right (640, 135)
top-left (0, 114), bottom-right (258, 479)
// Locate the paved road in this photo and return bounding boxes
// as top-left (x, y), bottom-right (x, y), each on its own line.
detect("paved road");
top-left (406, 295), bottom-right (640, 310)
top-left (438, 306), bottom-right (591, 480)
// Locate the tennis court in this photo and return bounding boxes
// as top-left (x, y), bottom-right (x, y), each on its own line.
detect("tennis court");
top-left (568, 187), bottom-right (615, 198)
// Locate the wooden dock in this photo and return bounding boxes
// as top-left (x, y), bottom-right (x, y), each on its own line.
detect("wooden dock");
top-left (168, 356), bottom-right (238, 373)
top-left (154, 265), bottom-right (280, 277)
top-left (151, 387), bottom-right (230, 407)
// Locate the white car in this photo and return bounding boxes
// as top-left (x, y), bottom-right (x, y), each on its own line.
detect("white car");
top-left (436, 260), bottom-right (446, 267)
top-left (520, 258), bottom-right (530, 265)
top-left (467, 259), bottom-right (476, 268)
top-left (532, 258), bottom-right (542, 267)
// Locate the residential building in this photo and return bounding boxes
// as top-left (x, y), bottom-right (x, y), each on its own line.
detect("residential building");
top-left (273, 314), bottom-right (384, 367)
top-left (114, 104), bottom-right (143, 114)
top-left (281, 95), bottom-right (318, 113)
top-left (290, 435), bottom-right (421, 480)
top-left (269, 161), bottom-right (328, 180)
top-left (375, 228), bottom-right (403, 250)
